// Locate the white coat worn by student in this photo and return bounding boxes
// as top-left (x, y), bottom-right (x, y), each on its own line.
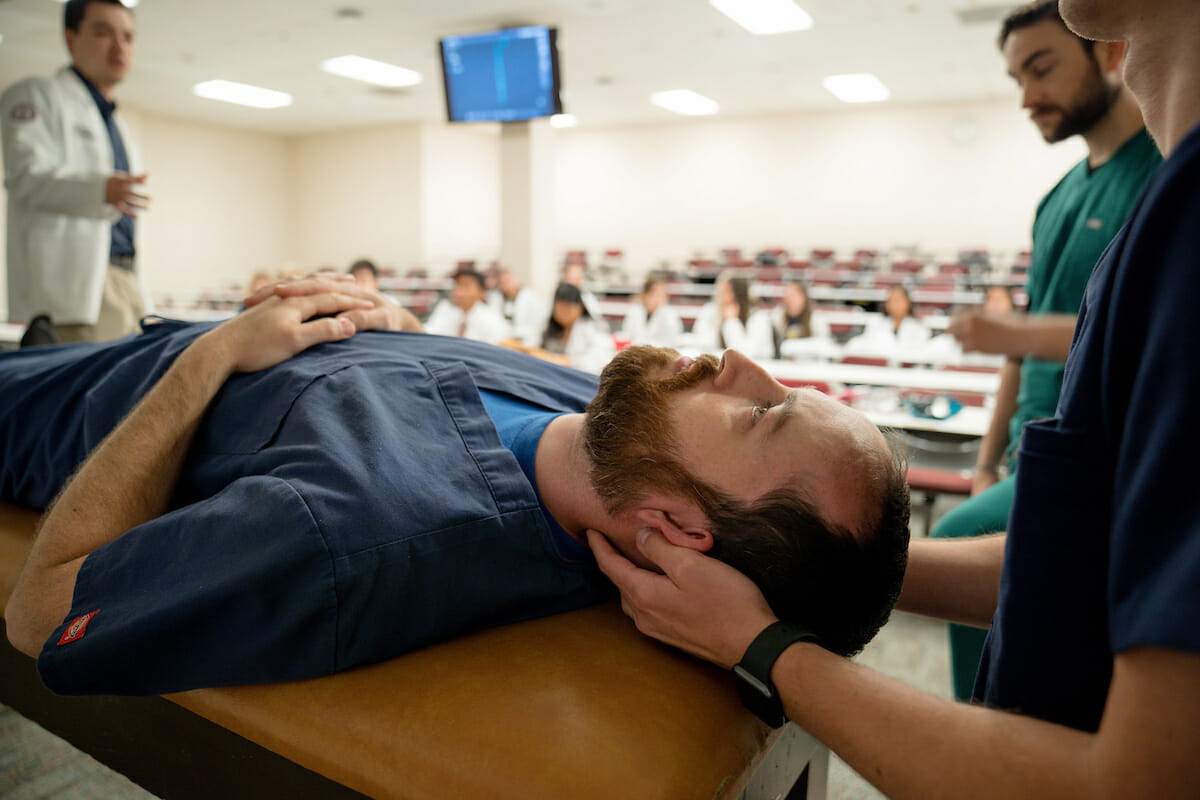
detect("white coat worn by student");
top-left (1, 67), bottom-right (150, 326)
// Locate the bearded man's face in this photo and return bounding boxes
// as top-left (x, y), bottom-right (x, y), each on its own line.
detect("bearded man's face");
top-left (582, 346), bottom-right (720, 514)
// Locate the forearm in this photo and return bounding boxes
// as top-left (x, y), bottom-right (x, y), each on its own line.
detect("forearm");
top-left (977, 359), bottom-right (1021, 468)
top-left (6, 168), bottom-right (113, 219)
top-left (772, 644), bottom-right (1101, 800)
top-left (895, 534), bottom-right (1005, 627)
top-left (5, 333), bottom-right (234, 653)
top-left (1010, 314), bottom-right (1077, 361)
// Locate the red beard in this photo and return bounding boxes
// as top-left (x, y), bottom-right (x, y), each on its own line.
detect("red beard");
top-left (583, 346), bottom-right (720, 513)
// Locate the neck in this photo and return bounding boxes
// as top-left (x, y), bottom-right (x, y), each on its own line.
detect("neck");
top-left (74, 65), bottom-right (116, 100)
top-left (1081, 88), bottom-right (1145, 167)
top-left (1123, 14), bottom-right (1200, 157)
top-left (534, 413), bottom-right (639, 551)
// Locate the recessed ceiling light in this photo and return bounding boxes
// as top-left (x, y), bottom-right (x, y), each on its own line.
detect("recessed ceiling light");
top-left (321, 55), bottom-right (421, 88)
top-left (192, 80), bottom-right (293, 109)
top-left (822, 73), bottom-right (890, 103)
top-left (709, 0), bottom-right (813, 35)
top-left (650, 89), bottom-right (719, 116)
top-left (550, 114), bottom-right (577, 128)
top-left (53, 0), bottom-right (139, 5)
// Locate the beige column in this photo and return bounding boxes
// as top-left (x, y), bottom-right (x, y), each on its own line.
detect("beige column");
top-left (499, 119), bottom-right (556, 301)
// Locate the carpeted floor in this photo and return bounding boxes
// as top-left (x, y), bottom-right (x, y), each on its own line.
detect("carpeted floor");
top-left (0, 703), bottom-right (158, 800)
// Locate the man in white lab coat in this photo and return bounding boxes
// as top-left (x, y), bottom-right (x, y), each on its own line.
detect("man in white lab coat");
top-left (2, 0), bottom-right (152, 343)
top-left (424, 266), bottom-right (511, 345)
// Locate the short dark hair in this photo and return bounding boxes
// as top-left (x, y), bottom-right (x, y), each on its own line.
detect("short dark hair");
top-left (348, 259), bottom-right (378, 278)
top-left (552, 281), bottom-right (585, 308)
top-left (543, 281), bottom-right (592, 347)
top-left (64, 0), bottom-right (129, 33)
top-left (998, 0), bottom-right (1089, 53)
top-left (451, 266), bottom-right (486, 290)
top-left (642, 272), bottom-right (669, 295)
top-left (704, 436), bottom-right (911, 657)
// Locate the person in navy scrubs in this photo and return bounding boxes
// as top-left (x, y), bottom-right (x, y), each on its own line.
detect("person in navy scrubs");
top-left (591, 0), bottom-right (1200, 796)
top-left (2, 275), bottom-right (910, 695)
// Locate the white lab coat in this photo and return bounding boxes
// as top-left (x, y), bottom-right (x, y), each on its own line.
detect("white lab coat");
top-left (488, 286), bottom-right (547, 347)
top-left (556, 316), bottom-right (616, 374)
top-left (622, 302), bottom-right (684, 348)
top-left (2, 67), bottom-right (149, 325)
top-left (424, 298), bottom-right (511, 344)
top-left (691, 303), bottom-right (776, 360)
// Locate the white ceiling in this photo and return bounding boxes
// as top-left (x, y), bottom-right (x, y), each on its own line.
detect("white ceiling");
top-left (0, 0), bottom-right (1024, 135)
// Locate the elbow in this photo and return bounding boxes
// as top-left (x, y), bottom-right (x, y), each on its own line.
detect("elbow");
top-left (4, 593), bottom-right (45, 658)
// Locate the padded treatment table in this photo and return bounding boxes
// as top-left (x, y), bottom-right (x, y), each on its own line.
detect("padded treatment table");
top-left (0, 502), bottom-right (829, 799)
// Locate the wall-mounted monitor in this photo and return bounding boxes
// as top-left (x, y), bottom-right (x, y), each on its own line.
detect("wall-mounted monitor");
top-left (439, 25), bottom-right (562, 123)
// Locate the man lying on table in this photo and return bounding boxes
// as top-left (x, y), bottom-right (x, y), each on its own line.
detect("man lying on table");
top-left (2, 277), bottom-right (909, 696)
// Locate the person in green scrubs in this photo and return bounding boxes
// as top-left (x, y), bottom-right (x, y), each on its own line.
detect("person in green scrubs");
top-left (938, 0), bottom-right (1162, 701)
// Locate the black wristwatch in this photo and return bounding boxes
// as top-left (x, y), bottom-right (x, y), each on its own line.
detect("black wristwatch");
top-left (733, 621), bottom-right (821, 727)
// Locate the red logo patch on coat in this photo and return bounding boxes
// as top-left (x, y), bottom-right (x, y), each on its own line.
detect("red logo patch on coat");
top-left (57, 610), bottom-right (99, 646)
top-left (9, 103), bottom-right (36, 122)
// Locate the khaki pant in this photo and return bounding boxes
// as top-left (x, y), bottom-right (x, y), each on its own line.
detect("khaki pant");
top-left (56, 266), bottom-right (147, 343)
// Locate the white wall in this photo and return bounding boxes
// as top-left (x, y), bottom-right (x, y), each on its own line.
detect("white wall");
top-left (2, 97), bottom-right (1091, 319)
top-left (0, 110), bottom-right (292, 312)
top-left (289, 124), bottom-right (425, 274)
top-left (552, 100), bottom-right (1087, 277)
top-left (419, 122), bottom-right (501, 267)
top-left (136, 112), bottom-right (291, 300)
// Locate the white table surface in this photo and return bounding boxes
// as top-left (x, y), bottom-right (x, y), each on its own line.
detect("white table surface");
top-left (0, 322), bottom-right (25, 346)
top-left (762, 360), bottom-right (999, 394)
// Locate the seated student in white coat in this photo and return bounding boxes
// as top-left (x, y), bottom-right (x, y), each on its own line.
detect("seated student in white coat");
top-left (561, 261), bottom-right (602, 320)
top-left (772, 281), bottom-right (832, 357)
top-left (514, 282), bottom-right (615, 374)
top-left (692, 273), bottom-right (775, 360)
top-left (488, 267), bottom-right (546, 348)
top-left (622, 273), bottom-right (683, 348)
top-left (424, 266), bottom-right (510, 345)
top-left (1, 0), bottom-right (153, 343)
top-left (848, 285), bottom-right (931, 353)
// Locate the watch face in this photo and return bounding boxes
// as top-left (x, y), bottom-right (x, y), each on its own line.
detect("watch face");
top-left (733, 621), bottom-right (818, 728)
top-left (733, 665), bottom-right (773, 699)
top-left (734, 665), bottom-right (786, 728)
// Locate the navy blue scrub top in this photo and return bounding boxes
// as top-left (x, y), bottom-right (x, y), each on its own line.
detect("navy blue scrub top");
top-left (0, 322), bottom-right (612, 695)
top-left (976, 122), bottom-right (1200, 731)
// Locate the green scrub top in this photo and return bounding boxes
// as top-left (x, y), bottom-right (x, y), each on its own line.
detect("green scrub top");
top-left (1009, 128), bottom-right (1162, 462)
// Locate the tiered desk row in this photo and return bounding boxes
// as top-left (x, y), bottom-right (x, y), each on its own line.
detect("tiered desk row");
top-left (5, 250), bottom-right (1016, 517)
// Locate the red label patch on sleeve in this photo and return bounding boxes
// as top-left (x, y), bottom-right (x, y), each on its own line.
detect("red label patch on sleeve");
top-left (57, 610), bottom-right (99, 646)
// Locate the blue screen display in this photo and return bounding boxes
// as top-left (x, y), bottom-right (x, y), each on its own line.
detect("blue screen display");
top-left (440, 26), bottom-right (562, 122)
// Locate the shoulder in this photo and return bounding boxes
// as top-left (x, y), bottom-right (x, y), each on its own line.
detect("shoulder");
top-left (1034, 158), bottom-right (1088, 217)
top-left (474, 301), bottom-right (503, 318)
top-left (1115, 127), bottom-right (1200, 289)
top-left (1121, 128), bottom-right (1165, 173)
top-left (1, 74), bottom-right (57, 108)
top-left (748, 308), bottom-right (773, 326)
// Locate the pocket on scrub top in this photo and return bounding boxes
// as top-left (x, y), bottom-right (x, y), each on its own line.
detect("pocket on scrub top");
top-left (193, 364), bottom-right (336, 455)
top-left (1004, 420), bottom-right (1110, 605)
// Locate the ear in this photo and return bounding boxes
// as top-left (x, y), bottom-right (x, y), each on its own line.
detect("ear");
top-left (1095, 39), bottom-right (1128, 75)
top-left (635, 507), bottom-right (714, 553)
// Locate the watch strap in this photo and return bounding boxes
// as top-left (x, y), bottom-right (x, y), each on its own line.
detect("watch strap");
top-left (733, 621), bottom-right (821, 727)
